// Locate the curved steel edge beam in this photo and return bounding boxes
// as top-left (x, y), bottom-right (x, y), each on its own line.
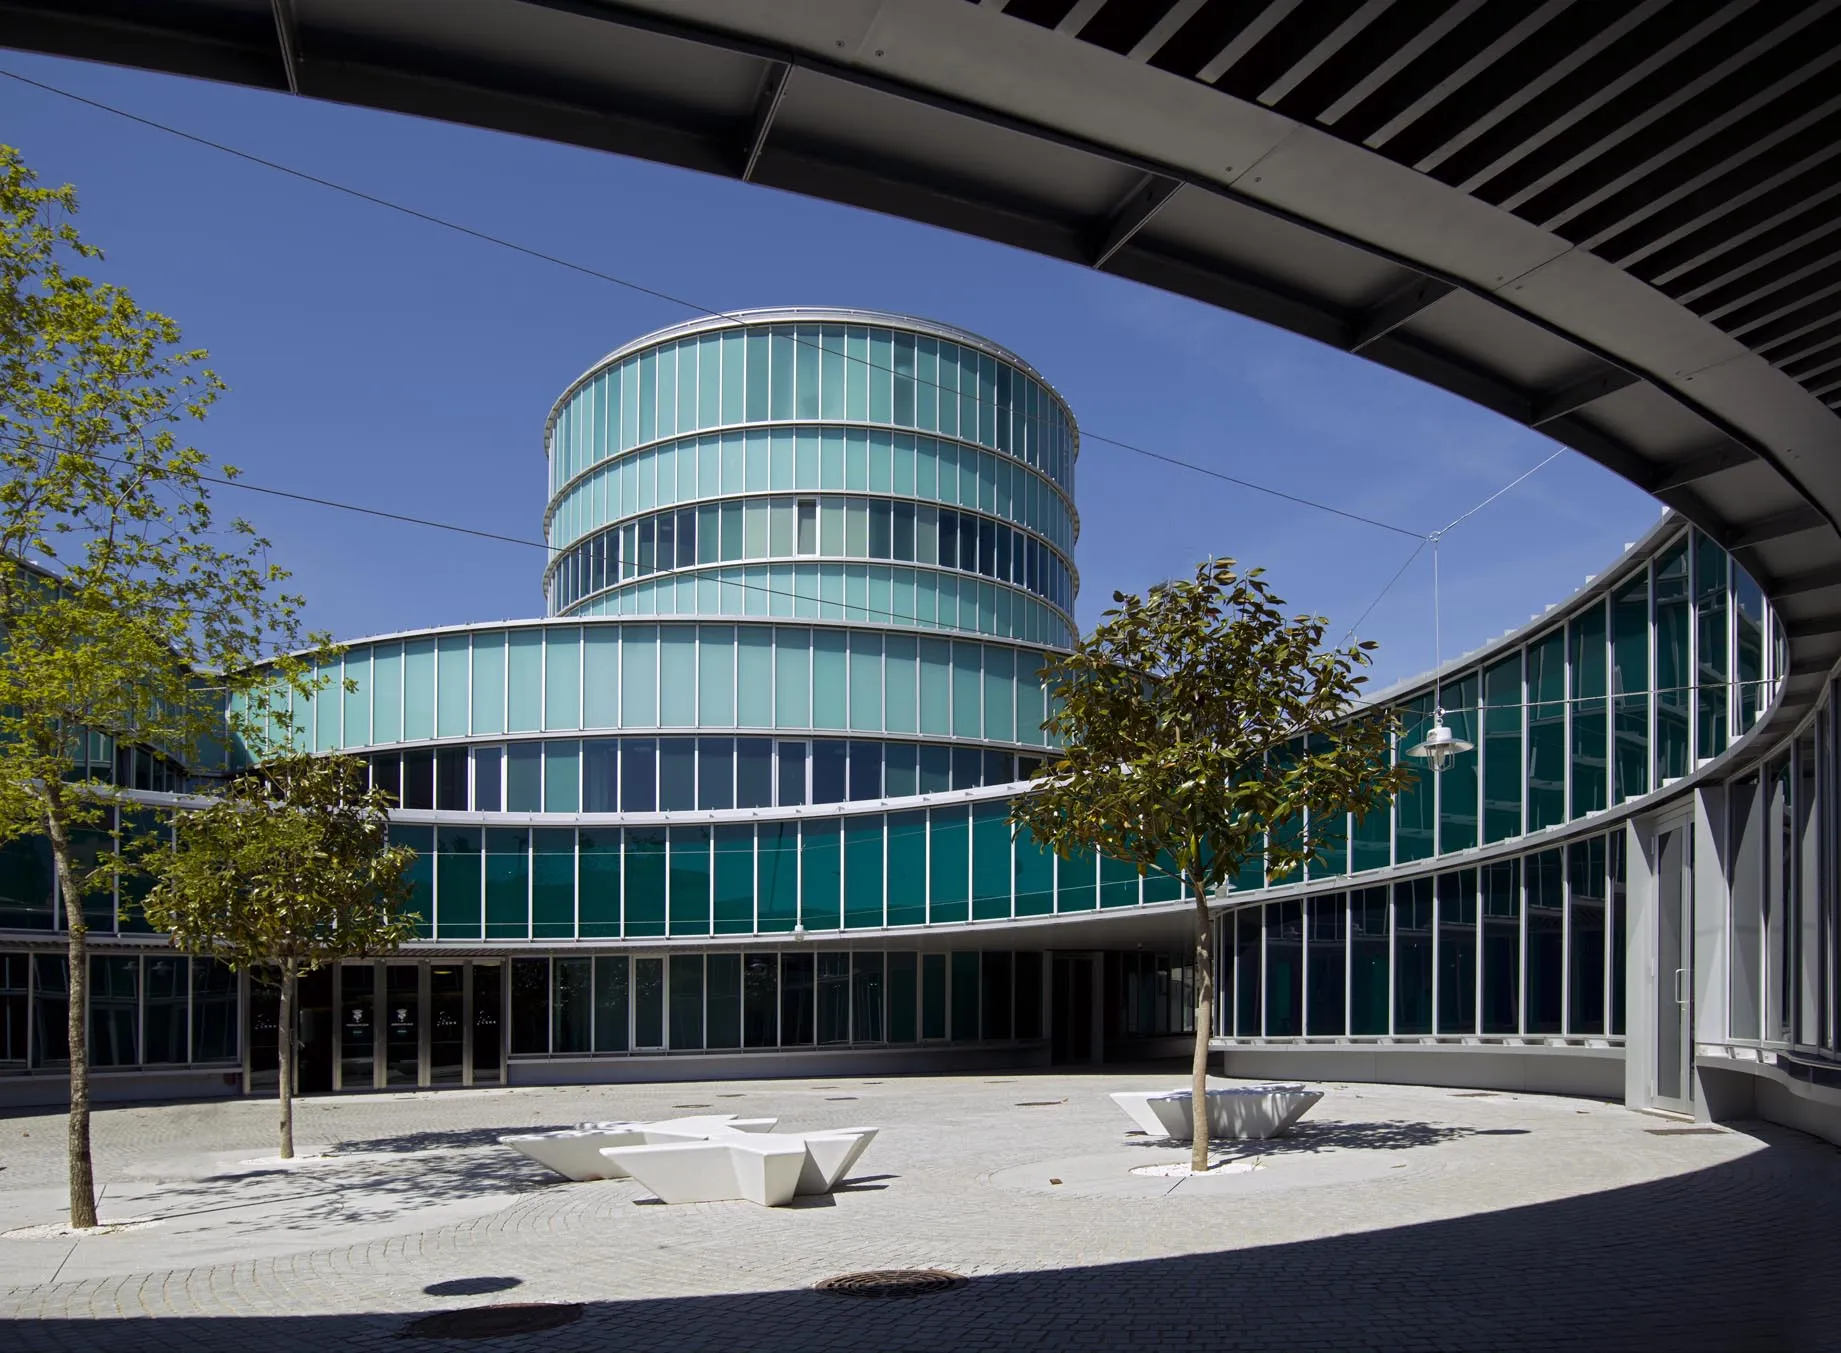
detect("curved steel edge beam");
top-left (5, 0), bottom-right (1840, 754)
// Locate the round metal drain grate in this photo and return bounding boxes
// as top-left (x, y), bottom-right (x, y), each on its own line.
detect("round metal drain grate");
top-left (815, 1269), bottom-right (968, 1300)
top-left (400, 1303), bottom-right (584, 1339)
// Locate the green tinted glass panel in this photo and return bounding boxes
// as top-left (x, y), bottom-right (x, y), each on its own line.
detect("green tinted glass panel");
top-left (1433, 674), bottom-right (1478, 853)
top-left (470, 632), bottom-right (505, 735)
top-left (1014, 824), bottom-right (1055, 917)
top-left (1482, 654), bottom-right (1522, 842)
top-left (1058, 845), bottom-right (1095, 911)
top-left (1395, 697), bottom-right (1434, 863)
top-left (436, 832), bottom-right (481, 940)
top-left (531, 828), bottom-right (575, 940)
top-left (624, 829), bottom-right (666, 938)
top-left (1613, 572), bottom-right (1649, 804)
top-left (811, 629), bottom-right (848, 730)
top-left (1695, 531), bottom-right (1728, 759)
top-left (757, 823), bottom-right (798, 933)
top-left (775, 629), bottom-right (811, 728)
top-left (1655, 539), bottom-right (1690, 783)
top-left (886, 810), bottom-right (927, 927)
top-left (341, 649), bottom-right (370, 747)
top-left (668, 826), bottom-right (710, 936)
top-left (484, 828), bottom-right (529, 941)
top-left (659, 625), bottom-right (696, 727)
top-left (545, 628), bottom-right (581, 730)
top-left (544, 740), bottom-right (579, 814)
top-left (918, 638), bottom-right (951, 734)
top-left (800, 820), bottom-right (841, 931)
top-left (437, 635), bottom-right (470, 738)
top-left (1527, 629), bottom-right (1566, 830)
top-left (1100, 854), bottom-right (1138, 909)
top-left (951, 643), bottom-right (982, 738)
top-left (1570, 600), bottom-right (1608, 818)
top-left (982, 646), bottom-right (1014, 742)
top-left (848, 631), bottom-right (882, 731)
top-left (971, 803), bottom-right (1011, 920)
top-left (737, 627), bottom-right (775, 727)
top-left (582, 627), bottom-right (619, 729)
top-left (844, 816), bottom-right (885, 928)
top-left (622, 625), bottom-right (658, 727)
top-left (713, 825), bottom-right (754, 934)
top-left (371, 643), bottom-right (403, 744)
top-left (393, 824), bottom-right (434, 939)
top-left (402, 639), bottom-right (435, 741)
top-left (578, 828), bottom-right (620, 939)
top-left (506, 631), bottom-right (542, 733)
top-left (928, 805), bottom-right (969, 924)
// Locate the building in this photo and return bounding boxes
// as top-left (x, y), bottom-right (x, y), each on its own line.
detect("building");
top-left (0, 307), bottom-right (1834, 1150)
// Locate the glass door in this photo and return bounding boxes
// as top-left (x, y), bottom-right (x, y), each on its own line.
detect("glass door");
top-left (385, 963), bottom-right (421, 1088)
top-left (429, 965), bottom-right (465, 1085)
top-left (338, 964), bottom-right (377, 1090)
top-left (1654, 824), bottom-right (1693, 1113)
top-left (472, 963), bottom-right (503, 1085)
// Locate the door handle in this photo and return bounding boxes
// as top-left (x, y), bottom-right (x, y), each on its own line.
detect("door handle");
top-left (1673, 968), bottom-right (1688, 1005)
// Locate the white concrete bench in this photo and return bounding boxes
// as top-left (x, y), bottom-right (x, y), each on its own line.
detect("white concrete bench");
top-left (1110, 1086), bottom-right (1322, 1142)
top-left (600, 1127), bottom-right (878, 1206)
top-left (500, 1114), bottom-right (778, 1181)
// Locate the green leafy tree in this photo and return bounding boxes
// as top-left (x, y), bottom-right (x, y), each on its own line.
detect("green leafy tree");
top-left (141, 752), bottom-right (419, 1158)
top-left (1012, 559), bottom-right (1414, 1171)
top-left (0, 147), bottom-right (320, 1225)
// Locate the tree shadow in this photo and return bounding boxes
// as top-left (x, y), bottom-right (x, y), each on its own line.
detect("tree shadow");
top-left (1119, 1118), bottom-right (1516, 1158)
top-left (14, 1134), bottom-right (1838, 1352)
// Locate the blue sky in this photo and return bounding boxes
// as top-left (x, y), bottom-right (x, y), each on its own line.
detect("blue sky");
top-left (1, 52), bottom-right (1659, 690)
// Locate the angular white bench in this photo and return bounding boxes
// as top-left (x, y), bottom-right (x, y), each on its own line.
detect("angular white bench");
top-left (1110, 1086), bottom-right (1322, 1142)
top-left (600, 1127), bottom-right (878, 1206)
top-left (500, 1114), bottom-right (778, 1181)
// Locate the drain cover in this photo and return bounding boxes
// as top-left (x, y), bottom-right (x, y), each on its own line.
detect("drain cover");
top-left (815, 1270), bottom-right (968, 1299)
top-left (401, 1303), bottom-right (584, 1339)
top-left (1015, 1100), bottom-right (1066, 1107)
top-left (1646, 1126), bottom-right (1724, 1135)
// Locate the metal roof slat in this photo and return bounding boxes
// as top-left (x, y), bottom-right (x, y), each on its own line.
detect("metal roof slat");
top-left (1409, 0), bottom-right (1670, 178)
top-left (1491, 2), bottom-right (1840, 216)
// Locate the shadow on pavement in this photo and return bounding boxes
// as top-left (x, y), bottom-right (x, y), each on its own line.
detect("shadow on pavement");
top-left (10, 1127), bottom-right (1837, 1352)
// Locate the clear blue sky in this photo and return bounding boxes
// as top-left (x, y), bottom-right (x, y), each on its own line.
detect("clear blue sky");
top-left (2, 52), bottom-right (1658, 690)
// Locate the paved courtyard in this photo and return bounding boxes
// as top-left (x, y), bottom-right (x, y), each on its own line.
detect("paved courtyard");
top-left (2, 1068), bottom-right (1838, 1351)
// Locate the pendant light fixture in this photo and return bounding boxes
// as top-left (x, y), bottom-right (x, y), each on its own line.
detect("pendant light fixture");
top-left (1406, 533), bottom-right (1474, 773)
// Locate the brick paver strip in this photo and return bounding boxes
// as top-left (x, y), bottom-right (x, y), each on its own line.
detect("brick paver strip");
top-left (1, 1072), bottom-right (1836, 1351)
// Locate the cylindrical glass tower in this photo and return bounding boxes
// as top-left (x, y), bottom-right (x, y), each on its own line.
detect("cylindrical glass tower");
top-left (541, 307), bottom-right (1079, 647)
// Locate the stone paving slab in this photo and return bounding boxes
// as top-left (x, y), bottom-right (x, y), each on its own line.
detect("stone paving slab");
top-left (1, 1070), bottom-right (1837, 1351)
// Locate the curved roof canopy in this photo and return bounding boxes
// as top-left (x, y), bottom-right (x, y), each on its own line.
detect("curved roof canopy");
top-left (7, 0), bottom-right (1841, 746)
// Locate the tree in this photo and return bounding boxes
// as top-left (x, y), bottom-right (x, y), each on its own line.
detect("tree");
top-left (0, 147), bottom-right (319, 1225)
top-left (1012, 559), bottom-right (1415, 1171)
top-left (141, 752), bottom-right (419, 1158)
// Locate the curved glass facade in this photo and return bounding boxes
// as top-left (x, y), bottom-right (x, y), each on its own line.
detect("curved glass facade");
top-left (8, 308), bottom-right (1839, 1149)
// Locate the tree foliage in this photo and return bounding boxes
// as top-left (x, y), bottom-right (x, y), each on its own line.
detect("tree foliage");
top-left (0, 144), bottom-right (321, 1223)
top-left (141, 752), bottom-right (420, 1157)
top-left (1012, 558), bottom-right (1415, 1169)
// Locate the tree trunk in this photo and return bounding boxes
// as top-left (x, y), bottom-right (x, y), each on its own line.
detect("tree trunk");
top-left (1190, 879), bottom-right (1215, 1174)
top-left (44, 802), bottom-right (98, 1229)
top-left (278, 960), bottom-right (296, 1160)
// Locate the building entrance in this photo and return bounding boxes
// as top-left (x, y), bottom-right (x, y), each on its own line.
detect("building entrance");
top-left (244, 960), bottom-right (507, 1095)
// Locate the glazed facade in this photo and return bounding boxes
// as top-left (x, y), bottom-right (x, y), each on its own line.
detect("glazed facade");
top-left (2, 310), bottom-right (1837, 1147)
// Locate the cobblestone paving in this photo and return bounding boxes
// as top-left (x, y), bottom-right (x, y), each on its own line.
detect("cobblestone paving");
top-left (2, 1071), bottom-right (1838, 1351)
